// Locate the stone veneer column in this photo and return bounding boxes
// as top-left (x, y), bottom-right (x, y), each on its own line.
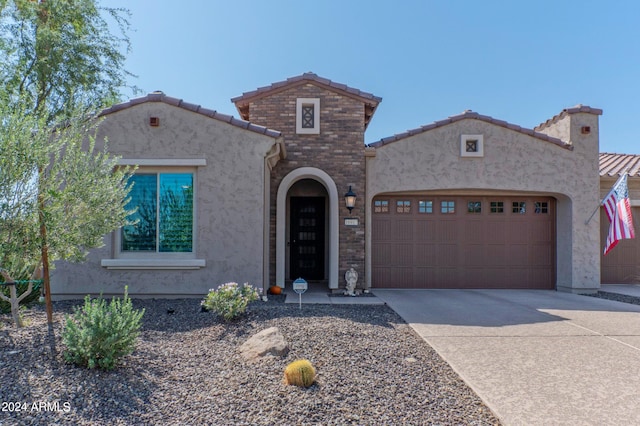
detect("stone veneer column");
top-left (246, 83), bottom-right (367, 290)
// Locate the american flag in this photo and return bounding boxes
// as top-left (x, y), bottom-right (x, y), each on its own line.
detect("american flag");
top-left (603, 174), bottom-right (635, 255)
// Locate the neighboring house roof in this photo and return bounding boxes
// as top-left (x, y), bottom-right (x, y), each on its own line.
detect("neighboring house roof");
top-left (100, 91), bottom-right (282, 138)
top-left (600, 153), bottom-right (640, 177)
top-left (368, 110), bottom-right (572, 150)
top-left (231, 72), bottom-right (382, 129)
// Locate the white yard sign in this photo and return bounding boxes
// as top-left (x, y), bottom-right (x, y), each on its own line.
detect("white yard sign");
top-left (292, 277), bottom-right (308, 308)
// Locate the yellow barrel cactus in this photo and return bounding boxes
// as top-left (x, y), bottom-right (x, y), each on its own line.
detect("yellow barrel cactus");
top-left (283, 359), bottom-right (316, 388)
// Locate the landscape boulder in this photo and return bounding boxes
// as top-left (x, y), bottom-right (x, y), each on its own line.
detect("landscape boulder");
top-left (239, 327), bottom-right (289, 361)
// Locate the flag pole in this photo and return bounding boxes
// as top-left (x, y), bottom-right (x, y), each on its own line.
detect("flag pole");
top-left (584, 204), bottom-right (600, 225)
top-left (584, 169), bottom-right (630, 225)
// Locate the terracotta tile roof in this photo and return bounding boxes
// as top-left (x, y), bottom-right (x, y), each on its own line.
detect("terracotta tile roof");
top-left (368, 110), bottom-right (572, 150)
top-left (534, 104), bottom-right (603, 131)
top-left (599, 153), bottom-right (640, 177)
top-left (99, 91), bottom-right (282, 138)
top-left (231, 72), bottom-right (382, 128)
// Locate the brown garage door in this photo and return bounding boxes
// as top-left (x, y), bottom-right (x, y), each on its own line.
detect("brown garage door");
top-left (601, 207), bottom-right (640, 283)
top-left (372, 196), bottom-right (556, 289)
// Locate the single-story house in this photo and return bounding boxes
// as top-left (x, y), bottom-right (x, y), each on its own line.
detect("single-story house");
top-left (51, 73), bottom-right (640, 298)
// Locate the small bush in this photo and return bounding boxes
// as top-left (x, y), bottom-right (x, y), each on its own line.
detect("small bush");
top-left (284, 359), bottom-right (316, 388)
top-left (202, 282), bottom-right (259, 321)
top-left (62, 287), bottom-right (144, 370)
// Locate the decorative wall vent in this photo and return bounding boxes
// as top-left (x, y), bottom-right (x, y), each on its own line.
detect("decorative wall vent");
top-left (460, 134), bottom-right (484, 157)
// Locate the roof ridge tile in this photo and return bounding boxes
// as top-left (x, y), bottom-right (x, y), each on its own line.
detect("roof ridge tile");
top-left (231, 72), bottom-right (382, 104)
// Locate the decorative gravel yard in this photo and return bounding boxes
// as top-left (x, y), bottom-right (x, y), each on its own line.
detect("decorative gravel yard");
top-left (1, 297), bottom-right (500, 425)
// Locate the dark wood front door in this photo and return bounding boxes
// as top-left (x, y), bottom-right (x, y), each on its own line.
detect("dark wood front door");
top-left (290, 197), bottom-right (325, 280)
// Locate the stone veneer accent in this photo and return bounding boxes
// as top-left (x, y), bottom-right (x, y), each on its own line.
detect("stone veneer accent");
top-left (238, 82), bottom-right (370, 289)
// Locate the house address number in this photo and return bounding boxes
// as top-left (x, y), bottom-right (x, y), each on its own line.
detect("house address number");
top-left (344, 218), bottom-right (359, 226)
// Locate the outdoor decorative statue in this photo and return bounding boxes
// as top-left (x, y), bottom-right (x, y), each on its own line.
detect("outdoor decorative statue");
top-left (344, 267), bottom-right (358, 296)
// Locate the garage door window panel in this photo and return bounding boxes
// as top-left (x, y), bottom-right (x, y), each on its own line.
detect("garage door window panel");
top-left (374, 200), bottom-right (389, 213)
top-left (513, 201), bottom-right (526, 214)
top-left (490, 201), bottom-right (504, 213)
top-left (441, 200), bottom-right (455, 214)
top-left (418, 200), bottom-right (433, 214)
top-left (534, 202), bottom-right (549, 214)
top-left (396, 200), bottom-right (411, 213)
top-left (467, 201), bottom-right (482, 213)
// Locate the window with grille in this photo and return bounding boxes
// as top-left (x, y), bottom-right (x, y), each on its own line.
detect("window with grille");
top-left (512, 201), bottom-right (526, 214)
top-left (534, 202), bottom-right (549, 214)
top-left (441, 200), bottom-right (455, 214)
top-left (296, 98), bottom-right (320, 134)
top-left (374, 200), bottom-right (389, 213)
top-left (301, 105), bottom-right (314, 128)
top-left (418, 200), bottom-right (433, 213)
top-left (467, 201), bottom-right (482, 213)
top-left (490, 201), bottom-right (504, 213)
top-left (396, 200), bottom-right (411, 213)
top-left (460, 134), bottom-right (484, 157)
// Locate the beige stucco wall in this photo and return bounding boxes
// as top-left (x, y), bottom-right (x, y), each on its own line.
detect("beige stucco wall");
top-left (51, 102), bottom-right (278, 298)
top-left (366, 111), bottom-right (601, 292)
top-left (600, 176), bottom-right (640, 201)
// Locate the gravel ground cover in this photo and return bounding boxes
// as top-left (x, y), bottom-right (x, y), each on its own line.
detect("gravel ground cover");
top-left (1, 297), bottom-right (500, 426)
top-left (584, 290), bottom-right (640, 305)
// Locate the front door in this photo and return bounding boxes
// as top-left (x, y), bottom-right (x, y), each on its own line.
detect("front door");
top-left (290, 197), bottom-right (325, 280)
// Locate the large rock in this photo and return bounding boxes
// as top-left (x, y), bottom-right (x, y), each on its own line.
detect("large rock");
top-left (239, 327), bottom-right (289, 361)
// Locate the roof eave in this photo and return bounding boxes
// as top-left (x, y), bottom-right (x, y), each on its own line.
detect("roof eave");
top-left (369, 111), bottom-right (571, 150)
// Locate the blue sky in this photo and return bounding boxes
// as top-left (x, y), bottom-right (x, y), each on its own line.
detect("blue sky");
top-left (103, 0), bottom-right (640, 154)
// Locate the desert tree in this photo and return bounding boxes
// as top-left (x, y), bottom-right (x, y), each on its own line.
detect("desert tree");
top-left (0, 100), bottom-right (134, 326)
top-left (0, 0), bottom-right (137, 325)
top-left (0, 0), bottom-right (137, 120)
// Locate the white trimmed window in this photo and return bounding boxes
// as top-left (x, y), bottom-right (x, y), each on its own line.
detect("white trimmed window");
top-left (461, 134), bottom-right (484, 157)
top-left (296, 98), bottom-right (320, 134)
top-left (121, 170), bottom-right (194, 254)
top-left (102, 162), bottom-right (205, 270)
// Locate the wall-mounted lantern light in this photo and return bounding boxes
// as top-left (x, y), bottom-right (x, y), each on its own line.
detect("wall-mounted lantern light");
top-left (344, 185), bottom-right (356, 215)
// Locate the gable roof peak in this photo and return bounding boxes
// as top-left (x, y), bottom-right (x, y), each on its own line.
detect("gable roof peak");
top-left (99, 92), bottom-right (281, 138)
top-left (232, 72), bottom-right (381, 103)
top-left (369, 109), bottom-right (571, 151)
top-left (231, 72), bottom-right (382, 129)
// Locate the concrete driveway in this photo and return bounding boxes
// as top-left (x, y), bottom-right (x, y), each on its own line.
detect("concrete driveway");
top-left (372, 289), bottom-right (640, 426)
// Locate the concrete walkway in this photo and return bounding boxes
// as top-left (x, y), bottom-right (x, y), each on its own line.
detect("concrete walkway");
top-left (601, 283), bottom-right (640, 297)
top-left (372, 289), bottom-right (640, 426)
top-left (283, 287), bottom-right (384, 305)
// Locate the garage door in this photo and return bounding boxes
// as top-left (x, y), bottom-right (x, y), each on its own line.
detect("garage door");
top-left (601, 207), bottom-right (640, 283)
top-left (372, 196), bottom-right (556, 289)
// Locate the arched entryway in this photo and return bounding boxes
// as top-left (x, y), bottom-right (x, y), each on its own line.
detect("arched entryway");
top-left (276, 167), bottom-right (339, 289)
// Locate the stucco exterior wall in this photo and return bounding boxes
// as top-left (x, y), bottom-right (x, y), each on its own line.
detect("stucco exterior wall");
top-left (51, 102), bottom-right (277, 298)
top-left (366, 111), bottom-right (601, 292)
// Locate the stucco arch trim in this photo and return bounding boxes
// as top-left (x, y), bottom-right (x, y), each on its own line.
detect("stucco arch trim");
top-left (276, 167), bottom-right (339, 289)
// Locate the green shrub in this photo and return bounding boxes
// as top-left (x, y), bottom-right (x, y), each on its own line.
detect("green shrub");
top-left (283, 359), bottom-right (316, 387)
top-left (62, 287), bottom-right (144, 370)
top-left (202, 282), bottom-right (259, 321)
